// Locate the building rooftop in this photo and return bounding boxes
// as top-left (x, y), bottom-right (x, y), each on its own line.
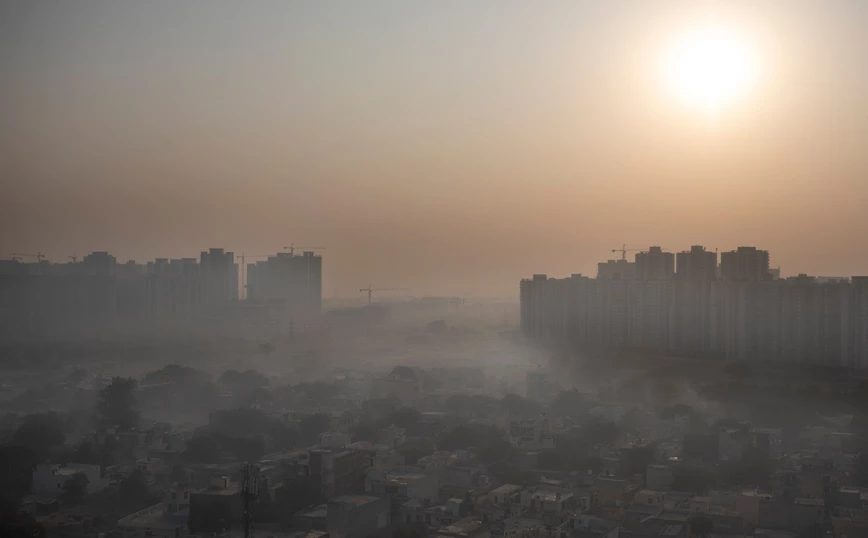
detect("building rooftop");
top-left (438, 517), bottom-right (488, 537)
top-left (503, 517), bottom-right (543, 529)
top-left (490, 484), bottom-right (524, 496)
top-left (528, 486), bottom-right (573, 502)
top-left (331, 495), bottom-right (381, 507)
top-left (117, 504), bottom-right (188, 530)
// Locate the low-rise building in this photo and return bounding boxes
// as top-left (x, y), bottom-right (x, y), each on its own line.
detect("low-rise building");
top-left (438, 516), bottom-right (491, 538)
top-left (366, 468), bottom-right (439, 501)
top-left (117, 484), bottom-right (191, 538)
top-left (32, 462), bottom-right (109, 495)
top-left (326, 495), bottom-right (390, 538)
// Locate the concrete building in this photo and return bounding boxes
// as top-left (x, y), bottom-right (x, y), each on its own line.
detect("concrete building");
top-left (366, 468), bottom-right (439, 501)
top-left (200, 248), bottom-right (238, 305)
top-left (117, 483), bottom-right (191, 538)
top-left (597, 260), bottom-right (637, 280)
top-left (720, 247), bottom-right (771, 282)
top-left (32, 463), bottom-right (109, 495)
top-left (246, 251), bottom-right (322, 313)
top-left (284, 447), bottom-right (373, 499)
top-left (675, 246), bottom-right (717, 282)
top-left (636, 247), bottom-right (675, 281)
top-left (519, 253), bottom-right (868, 368)
top-left (326, 495), bottom-right (390, 538)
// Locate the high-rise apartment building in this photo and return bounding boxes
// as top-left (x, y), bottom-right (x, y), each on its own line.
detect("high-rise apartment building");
top-left (676, 246), bottom-right (718, 281)
top-left (246, 251), bottom-right (322, 313)
top-left (597, 259), bottom-right (637, 280)
top-left (720, 247), bottom-right (770, 282)
top-left (636, 247), bottom-right (675, 280)
top-left (200, 248), bottom-right (238, 305)
top-left (520, 245), bottom-right (868, 369)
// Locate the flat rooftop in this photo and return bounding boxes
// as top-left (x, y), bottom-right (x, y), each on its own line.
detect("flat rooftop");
top-left (490, 484), bottom-right (524, 495)
top-left (439, 518), bottom-right (487, 536)
top-left (118, 505), bottom-right (188, 530)
top-left (331, 495), bottom-right (381, 507)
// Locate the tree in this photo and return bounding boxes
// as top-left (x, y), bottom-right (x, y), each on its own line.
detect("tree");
top-left (672, 466), bottom-right (716, 493)
top-left (622, 445), bottom-right (655, 478)
top-left (487, 461), bottom-right (536, 486)
top-left (62, 473), bottom-right (89, 505)
top-left (300, 414), bottom-right (330, 445)
top-left (142, 364), bottom-right (210, 386)
top-left (575, 417), bottom-right (620, 446)
top-left (621, 407), bottom-right (646, 434)
top-left (398, 437), bottom-right (436, 465)
top-left (501, 394), bottom-right (543, 417)
top-left (120, 470), bottom-right (150, 503)
top-left (437, 424), bottom-right (510, 463)
top-left (97, 377), bottom-right (139, 431)
top-left (219, 369), bottom-right (269, 392)
top-left (0, 511), bottom-right (46, 538)
top-left (0, 445), bottom-right (41, 511)
top-left (12, 413), bottom-right (66, 453)
top-left (297, 381), bottom-right (338, 403)
top-left (183, 435), bottom-right (223, 464)
top-left (71, 440), bottom-right (103, 466)
top-left (651, 380), bottom-right (678, 406)
top-left (689, 514), bottom-right (714, 538)
top-left (548, 390), bottom-right (588, 417)
top-left (387, 407), bottom-right (422, 429)
top-left (723, 362), bottom-right (751, 380)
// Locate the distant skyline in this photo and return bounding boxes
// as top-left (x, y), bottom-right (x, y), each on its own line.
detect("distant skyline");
top-left (3, 1), bottom-right (868, 297)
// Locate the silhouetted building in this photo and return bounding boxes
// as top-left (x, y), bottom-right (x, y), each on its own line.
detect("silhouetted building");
top-left (520, 246), bottom-right (868, 368)
top-left (0, 249), bottom-right (241, 340)
top-left (199, 248), bottom-right (238, 305)
top-left (636, 247), bottom-right (674, 280)
top-left (246, 250), bottom-right (322, 313)
top-left (82, 251), bottom-right (117, 277)
top-left (720, 246), bottom-right (770, 282)
top-left (676, 246), bottom-right (718, 281)
top-left (597, 260), bottom-right (637, 280)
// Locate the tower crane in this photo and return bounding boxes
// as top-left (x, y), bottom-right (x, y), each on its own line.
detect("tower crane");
top-left (238, 253), bottom-right (274, 300)
top-left (359, 286), bottom-right (408, 306)
top-left (283, 243), bottom-right (326, 256)
top-left (611, 244), bottom-right (649, 261)
top-left (10, 252), bottom-right (45, 262)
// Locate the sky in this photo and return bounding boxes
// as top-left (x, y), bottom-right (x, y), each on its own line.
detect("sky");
top-left (2, 1), bottom-right (868, 297)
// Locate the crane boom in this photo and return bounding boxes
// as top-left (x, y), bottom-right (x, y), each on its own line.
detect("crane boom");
top-left (359, 286), bottom-right (408, 306)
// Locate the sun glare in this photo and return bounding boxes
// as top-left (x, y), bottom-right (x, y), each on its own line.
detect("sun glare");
top-left (662, 21), bottom-right (760, 116)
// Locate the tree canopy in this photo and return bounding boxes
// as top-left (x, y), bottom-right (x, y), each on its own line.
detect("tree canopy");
top-left (12, 413), bottom-right (66, 454)
top-left (97, 377), bottom-right (139, 431)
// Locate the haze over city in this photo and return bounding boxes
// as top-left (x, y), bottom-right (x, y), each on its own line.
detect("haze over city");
top-left (3, 1), bottom-right (868, 296)
top-left (5, 4), bottom-right (868, 538)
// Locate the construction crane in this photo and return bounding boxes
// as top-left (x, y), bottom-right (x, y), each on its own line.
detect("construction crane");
top-left (611, 244), bottom-right (649, 261)
top-left (69, 254), bottom-right (78, 263)
top-left (11, 252), bottom-right (45, 262)
top-left (238, 253), bottom-right (274, 300)
top-left (283, 243), bottom-right (326, 256)
top-left (359, 286), bottom-right (408, 306)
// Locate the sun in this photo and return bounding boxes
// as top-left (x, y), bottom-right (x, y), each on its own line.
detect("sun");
top-left (661, 21), bottom-right (760, 115)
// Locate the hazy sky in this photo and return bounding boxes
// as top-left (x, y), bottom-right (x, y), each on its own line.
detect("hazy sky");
top-left (2, 1), bottom-right (868, 297)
